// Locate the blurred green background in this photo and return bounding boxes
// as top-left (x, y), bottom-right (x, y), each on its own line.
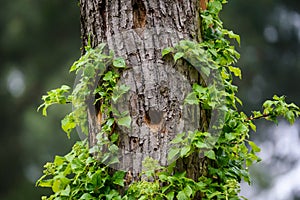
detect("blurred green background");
top-left (0, 0), bottom-right (299, 199)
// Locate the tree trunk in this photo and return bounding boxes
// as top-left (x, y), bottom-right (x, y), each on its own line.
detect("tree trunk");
top-left (80, 0), bottom-right (209, 189)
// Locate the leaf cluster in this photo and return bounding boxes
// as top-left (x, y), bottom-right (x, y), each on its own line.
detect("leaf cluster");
top-left (37, 140), bottom-right (125, 200)
top-left (38, 42), bottom-right (130, 138)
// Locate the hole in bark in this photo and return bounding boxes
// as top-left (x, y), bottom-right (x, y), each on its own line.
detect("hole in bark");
top-left (132, 0), bottom-right (146, 29)
top-left (130, 137), bottom-right (139, 150)
top-left (145, 109), bottom-right (164, 125)
top-left (154, 147), bottom-right (158, 151)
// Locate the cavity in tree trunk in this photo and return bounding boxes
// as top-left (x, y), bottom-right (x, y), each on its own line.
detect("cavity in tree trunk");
top-left (79, 0), bottom-right (209, 189)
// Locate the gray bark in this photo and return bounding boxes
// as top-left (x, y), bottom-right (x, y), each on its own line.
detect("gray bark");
top-left (80, 0), bottom-right (209, 190)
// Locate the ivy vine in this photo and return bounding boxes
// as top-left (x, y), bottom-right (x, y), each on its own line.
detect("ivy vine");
top-left (36, 1), bottom-right (300, 200)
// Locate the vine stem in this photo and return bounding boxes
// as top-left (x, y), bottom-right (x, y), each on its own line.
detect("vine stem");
top-left (246, 113), bottom-right (271, 121)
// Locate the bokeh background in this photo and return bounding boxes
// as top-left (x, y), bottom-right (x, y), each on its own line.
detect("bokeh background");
top-left (0, 0), bottom-right (299, 199)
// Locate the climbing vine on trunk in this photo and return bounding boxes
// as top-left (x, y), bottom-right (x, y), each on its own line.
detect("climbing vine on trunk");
top-left (36, 1), bottom-right (300, 199)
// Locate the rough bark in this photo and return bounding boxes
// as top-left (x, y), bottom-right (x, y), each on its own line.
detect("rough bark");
top-left (79, 0), bottom-right (209, 191)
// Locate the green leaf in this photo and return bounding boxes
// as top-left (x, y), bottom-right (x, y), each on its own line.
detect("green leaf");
top-left (193, 84), bottom-right (207, 94)
top-left (109, 144), bottom-right (119, 153)
top-left (204, 150), bottom-right (216, 160)
top-left (112, 171), bottom-right (125, 187)
top-left (52, 176), bottom-right (70, 193)
top-left (119, 84), bottom-right (130, 93)
top-left (112, 85), bottom-right (130, 102)
top-left (162, 47), bottom-right (174, 57)
top-left (103, 71), bottom-right (113, 81)
top-left (273, 95), bottom-right (281, 101)
top-left (38, 179), bottom-right (53, 188)
top-left (174, 52), bottom-right (184, 62)
top-left (117, 115), bottom-right (131, 128)
top-left (249, 121), bottom-right (257, 132)
top-left (200, 66), bottom-right (210, 77)
top-left (195, 141), bottom-right (209, 149)
top-left (170, 132), bottom-right (185, 144)
top-left (38, 85), bottom-right (71, 116)
top-left (168, 148), bottom-right (180, 161)
top-left (54, 156), bottom-right (66, 166)
top-left (225, 132), bottom-right (236, 141)
top-left (79, 193), bottom-right (94, 200)
top-left (60, 185), bottom-right (70, 196)
top-left (228, 66), bottom-right (242, 79)
top-left (113, 57), bottom-right (126, 68)
top-left (83, 64), bottom-right (95, 77)
top-left (226, 30), bottom-right (241, 45)
top-left (177, 191), bottom-right (188, 200)
top-left (248, 141), bottom-right (261, 153)
top-left (180, 146), bottom-right (191, 157)
top-left (285, 110), bottom-right (295, 124)
top-left (61, 114), bottom-right (76, 138)
top-left (70, 158), bottom-right (83, 170)
top-left (184, 92), bottom-right (199, 105)
top-left (183, 185), bottom-right (193, 197)
top-left (110, 133), bottom-right (119, 143)
top-left (207, 191), bottom-right (222, 199)
top-left (166, 192), bottom-right (175, 200)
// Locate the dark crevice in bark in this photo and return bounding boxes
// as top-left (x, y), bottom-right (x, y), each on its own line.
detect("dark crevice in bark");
top-left (99, 0), bottom-right (107, 41)
top-left (132, 0), bottom-right (147, 29)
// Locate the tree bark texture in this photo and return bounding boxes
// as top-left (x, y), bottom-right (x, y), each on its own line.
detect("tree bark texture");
top-left (80, 0), bottom-right (209, 186)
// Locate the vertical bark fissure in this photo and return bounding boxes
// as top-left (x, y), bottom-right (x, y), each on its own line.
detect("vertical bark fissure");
top-left (99, 0), bottom-right (106, 41)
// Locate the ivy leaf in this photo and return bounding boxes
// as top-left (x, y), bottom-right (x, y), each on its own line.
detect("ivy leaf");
top-left (183, 185), bottom-right (193, 197)
top-left (177, 191), bottom-right (188, 200)
top-left (112, 171), bottom-right (125, 187)
top-left (180, 146), bottom-right (191, 157)
top-left (184, 92), bottom-right (199, 105)
top-left (204, 150), bottom-right (216, 160)
top-left (38, 85), bottom-right (71, 116)
top-left (79, 193), bottom-right (94, 200)
top-left (38, 179), bottom-right (53, 188)
top-left (52, 176), bottom-right (70, 193)
top-left (54, 156), bottom-right (66, 166)
top-left (162, 47), bottom-right (174, 57)
top-left (108, 145), bottom-right (119, 155)
top-left (113, 57), bottom-right (126, 68)
top-left (193, 84), bottom-right (207, 94)
top-left (117, 115), bottom-right (131, 128)
top-left (174, 52), bottom-right (184, 62)
top-left (248, 141), bottom-right (261, 153)
top-left (61, 114), bottom-right (76, 138)
top-left (200, 66), bottom-right (210, 77)
top-left (168, 148), bottom-right (180, 161)
top-left (225, 30), bottom-right (241, 45)
top-left (166, 192), bottom-right (175, 200)
top-left (60, 185), bottom-right (70, 196)
top-left (83, 64), bottom-right (95, 77)
top-left (208, 1), bottom-right (222, 13)
top-left (195, 141), bottom-right (209, 149)
top-left (249, 121), bottom-right (257, 132)
top-left (228, 66), bottom-right (242, 79)
top-left (103, 71), bottom-right (113, 81)
top-left (285, 110), bottom-right (295, 124)
top-left (112, 85), bottom-right (130, 102)
top-left (225, 132), bottom-right (236, 141)
top-left (170, 132), bottom-right (185, 144)
top-left (110, 133), bottom-right (119, 143)
top-left (207, 191), bottom-right (222, 199)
